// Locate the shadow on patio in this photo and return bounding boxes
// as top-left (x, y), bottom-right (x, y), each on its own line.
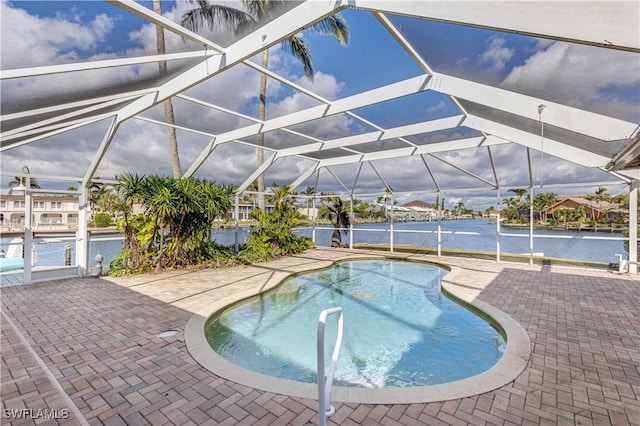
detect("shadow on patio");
top-left (1, 249), bottom-right (639, 424)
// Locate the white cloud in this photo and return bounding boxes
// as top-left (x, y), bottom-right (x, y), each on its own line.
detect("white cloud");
top-left (502, 42), bottom-right (639, 121)
top-left (478, 37), bottom-right (514, 72)
top-left (0, 2), bottom-right (114, 68)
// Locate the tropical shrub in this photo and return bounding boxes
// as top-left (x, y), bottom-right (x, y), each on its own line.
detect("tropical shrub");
top-left (93, 212), bottom-right (112, 228)
top-left (110, 174), bottom-right (233, 274)
top-left (238, 184), bottom-right (313, 263)
top-left (109, 252), bottom-right (129, 277)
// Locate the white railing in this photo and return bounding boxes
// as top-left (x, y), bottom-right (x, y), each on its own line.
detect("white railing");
top-left (317, 307), bottom-right (343, 426)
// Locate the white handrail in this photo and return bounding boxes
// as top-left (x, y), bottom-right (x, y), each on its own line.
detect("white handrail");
top-left (317, 307), bottom-right (343, 426)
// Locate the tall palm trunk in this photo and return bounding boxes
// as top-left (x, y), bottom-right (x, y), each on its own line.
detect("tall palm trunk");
top-left (153, 0), bottom-right (182, 178)
top-left (257, 49), bottom-right (268, 209)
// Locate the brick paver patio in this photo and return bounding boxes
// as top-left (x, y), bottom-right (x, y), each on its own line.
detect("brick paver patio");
top-left (1, 248), bottom-right (639, 425)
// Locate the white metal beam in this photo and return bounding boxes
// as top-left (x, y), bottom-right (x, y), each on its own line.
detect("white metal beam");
top-left (242, 60), bottom-right (331, 105)
top-left (312, 136), bottom-right (503, 167)
top-left (373, 12), bottom-right (434, 74)
top-left (276, 115), bottom-right (464, 158)
top-left (1, 89), bottom-right (154, 123)
top-left (0, 114), bottom-right (114, 152)
top-left (2, 97), bottom-right (136, 140)
top-left (82, 117), bottom-right (120, 188)
top-left (176, 94), bottom-right (261, 123)
top-left (352, 1), bottom-right (640, 52)
top-left (261, 74), bottom-right (430, 133)
top-left (465, 115), bottom-right (610, 167)
top-left (235, 152), bottom-right (278, 195)
top-left (428, 151), bottom-right (497, 188)
top-left (186, 73), bottom-right (431, 174)
top-left (106, 0), bottom-right (226, 52)
top-left (133, 116), bottom-right (217, 138)
top-left (430, 73), bottom-right (638, 141)
top-left (289, 164), bottom-right (321, 191)
top-left (0, 50), bottom-right (218, 80)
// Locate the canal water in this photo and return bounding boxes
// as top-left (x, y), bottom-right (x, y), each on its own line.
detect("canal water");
top-left (0, 219), bottom-right (627, 268)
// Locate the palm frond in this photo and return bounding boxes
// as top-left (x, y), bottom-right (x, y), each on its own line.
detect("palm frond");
top-left (307, 14), bottom-right (349, 46)
top-left (181, 4), bottom-right (254, 33)
top-left (243, 0), bottom-right (285, 20)
top-left (282, 35), bottom-right (313, 79)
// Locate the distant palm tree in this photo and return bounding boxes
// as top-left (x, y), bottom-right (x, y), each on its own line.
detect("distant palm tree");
top-left (584, 194), bottom-right (597, 221)
top-left (302, 185), bottom-right (315, 218)
top-left (509, 187), bottom-right (528, 208)
top-left (595, 186), bottom-right (611, 203)
top-left (320, 197), bottom-right (350, 247)
top-left (182, 0), bottom-right (349, 209)
top-left (9, 176), bottom-right (40, 189)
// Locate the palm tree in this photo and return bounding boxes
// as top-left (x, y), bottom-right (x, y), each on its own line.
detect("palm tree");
top-left (302, 185), bottom-right (315, 219)
top-left (9, 176), bottom-right (41, 189)
top-left (533, 192), bottom-right (557, 223)
top-left (502, 197), bottom-right (518, 220)
top-left (611, 193), bottom-right (629, 206)
top-left (153, 0), bottom-right (182, 178)
top-left (320, 197), bottom-right (350, 247)
top-left (584, 194), bottom-right (597, 222)
top-left (116, 173), bottom-right (146, 268)
top-left (509, 187), bottom-right (528, 209)
top-left (595, 186), bottom-right (611, 203)
top-left (181, 0), bottom-right (349, 209)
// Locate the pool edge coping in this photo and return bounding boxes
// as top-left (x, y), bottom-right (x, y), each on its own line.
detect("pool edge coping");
top-left (184, 253), bottom-right (531, 404)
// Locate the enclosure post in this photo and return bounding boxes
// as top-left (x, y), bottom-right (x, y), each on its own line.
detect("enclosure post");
top-left (496, 188), bottom-right (501, 263)
top-left (389, 192), bottom-right (394, 253)
top-left (234, 194), bottom-right (240, 253)
top-left (312, 195), bottom-right (317, 244)
top-left (437, 192), bottom-right (442, 257)
top-left (529, 186), bottom-right (534, 265)
top-left (630, 185), bottom-right (638, 274)
top-left (349, 196), bottom-right (353, 249)
top-left (23, 179), bottom-right (33, 284)
top-left (76, 185), bottom-right (89, 276)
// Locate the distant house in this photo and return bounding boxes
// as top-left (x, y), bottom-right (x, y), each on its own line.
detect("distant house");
top-left (0, 194), bottom-right (79, 230)
top-left (483, 210), bottom-right (500, 220)
top-left (400, 200), bottom-right (438, 221)
top-left (545, 197), bottom-right (627, 222)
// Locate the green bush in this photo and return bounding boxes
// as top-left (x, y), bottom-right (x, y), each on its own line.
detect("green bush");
top-left (93, 212), bottom-right (112, 227)
top-left (238, 185), bottom-right (314, 263)
top-left (108, 252), bottom-right (128, 277)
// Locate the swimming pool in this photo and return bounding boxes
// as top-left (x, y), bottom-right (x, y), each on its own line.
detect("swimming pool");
top-left (186, 255), bottom-right (530, 403)
top-left (206, 260), bottom-right (505, 387)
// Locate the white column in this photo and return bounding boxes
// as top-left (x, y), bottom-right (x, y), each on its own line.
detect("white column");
top-left (496, 188), bottom-right (501, 263)
top-left (76, 185), bottom-right (89, 276)
top-left (630, 185), bottom-right (638, 274)
top-left (234, 195), bottom-right (240, 253)
top-left (312, 195), bottom-right (317, 244)
top-left (529, 186), bottom-right (534, 266)
top-left (389, 193), bottom-right (394, 253)
top-left (23, 180), bottom-right (33, 284)
top-left (437, 192), bottom-right (442, 257)
top-left (349, 196), bottom-right (353, 250)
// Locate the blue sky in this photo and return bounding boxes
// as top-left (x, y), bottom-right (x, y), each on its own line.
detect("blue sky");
top-left (1, 1), bottom-right (637, 208)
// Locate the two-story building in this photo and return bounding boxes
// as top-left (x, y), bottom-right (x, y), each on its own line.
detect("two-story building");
top-left (0, 194), bottom-right (80, 230)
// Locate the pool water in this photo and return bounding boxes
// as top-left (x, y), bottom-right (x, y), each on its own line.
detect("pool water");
top-left (205, 260), bottom-right (506, 388)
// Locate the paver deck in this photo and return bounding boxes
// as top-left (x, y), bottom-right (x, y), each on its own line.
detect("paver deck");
top-left (1, 247), bottom-right (639, 425)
